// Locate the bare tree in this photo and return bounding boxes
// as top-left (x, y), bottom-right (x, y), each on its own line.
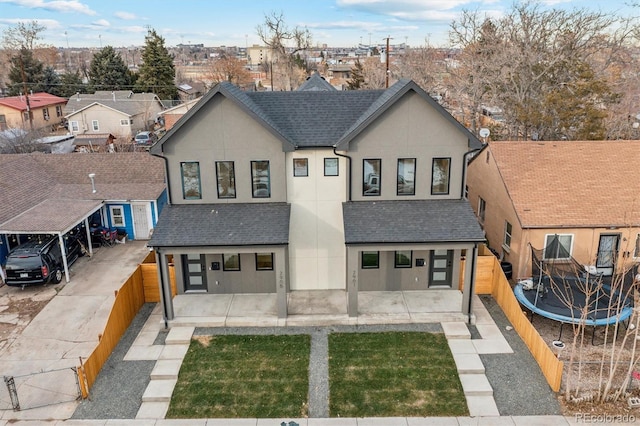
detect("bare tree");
top-left (256, 11), bottom-right (312, 90)
top-left (205, 54), bottom-right (253, 89)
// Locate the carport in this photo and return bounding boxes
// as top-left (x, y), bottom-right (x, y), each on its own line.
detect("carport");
top-left (0, 198), bottom-right (103, 283)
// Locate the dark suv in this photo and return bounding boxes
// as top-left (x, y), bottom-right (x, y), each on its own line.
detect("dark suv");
top-left (4, 231), bottom-right (85, 287)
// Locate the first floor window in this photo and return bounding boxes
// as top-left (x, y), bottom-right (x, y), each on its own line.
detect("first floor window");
top-left (120, 119), bottom-right (129, 126)
top-left (92, 120), bottom-right (99, 131)
top-left (216, 161), bottom-right (236, 198)
top-left (56, 105), bottom-right (63, 117)
top-left (503, 221), bottom-right (513, 250)
top-left (478, 197), bottom-right (486, 224)
top-left (395, 251), bottom-right (412, 268)
top-left (223, 254), bottom-right (241, 271)
top-left (181, 161), bottom-right (202, 200)
top-left (362, 251), bottom-right (379, 269)
top-left (324, 158), bottom-right (339, 176)
top-left (256, 253), bottom-right (274, 270)
top-left (543, 234), bottom-right (573, 260)
top-left (251, 160), bottom-right (271, 198)
top-left (634, 234), bottom-right (640, 259)
top-left (109, 205), bottom-right (125, 227)
top-left (43, 108), bottom-right (50, 120)
top-left (293, 158), bottom-right (308, 177)
top-left (0, 114), bottom-right (6, 131)
top-left (363, 159), bottom-right (381, 196)
top-left (431, 157), bottom-right (451, 195)
top-left (397, 158), bottom-right (416, 195)
top-left (70, 121), bottom-right (79, 132)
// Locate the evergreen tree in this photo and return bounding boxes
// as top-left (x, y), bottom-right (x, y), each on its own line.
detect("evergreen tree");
top-left (88, 46), bottom-right (132, 91)
top-left (7, 48), bottom-right (44, 95)
top-left (58, 70), bottom-right (86, 97)
top-left (41, 66), bottom-right (60, 95)
top-left (346, 59), bottom-right (365, 90)
top-left (135, 29), bottom-right (177, 101)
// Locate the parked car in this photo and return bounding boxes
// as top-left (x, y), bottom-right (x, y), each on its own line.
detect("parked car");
top-left (4, 229), bottom-right (85, 287)
top-left (134, 131), bottom-right (158, 146)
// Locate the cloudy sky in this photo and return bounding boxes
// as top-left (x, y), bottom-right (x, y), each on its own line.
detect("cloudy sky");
top-left (0, 0), bottom-right (635, 48)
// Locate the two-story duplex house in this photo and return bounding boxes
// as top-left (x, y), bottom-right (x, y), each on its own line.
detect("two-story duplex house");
top-left (0, 92), bottom-right (66, 132)
top-left (64, 91), bottom-right (164, 141)
top-left (466, 140), bottom-right (640, 281)
top-left (148, 75), bottom-right (485, 321)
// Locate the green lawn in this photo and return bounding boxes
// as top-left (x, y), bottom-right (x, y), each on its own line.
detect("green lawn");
top-left (329, 332), bottom-right (469, 417)
top-left (166, 334), bottom-right (310, 418)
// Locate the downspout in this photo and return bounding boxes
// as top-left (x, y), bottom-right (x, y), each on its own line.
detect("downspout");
top-left (468, 242), bottom-right (478, 324)
top-left (333, 147), bottom-right (352, 201)
top-left (150, 147), bottom-right (173, 205)
top-left (461, 141), bottom-right (484, 199)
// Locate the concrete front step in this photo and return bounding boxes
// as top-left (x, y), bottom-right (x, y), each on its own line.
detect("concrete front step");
top-left (165, 326), bottom-right (195, 345)
top-left (150, 359), bottom-right (183, 380)
top-left (141, 379), bottom-right (177, 402)
top-left (441, 322), bottom-right (471, 339)
top-left (452, 353), bottom-right (485, 374)
top-left (459, 374), bottom-right (494, 397)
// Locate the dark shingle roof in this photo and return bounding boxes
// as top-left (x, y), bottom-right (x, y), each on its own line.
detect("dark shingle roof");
top-left (148, 203), bottom-right (291, 247)
top-left (153, 79), bottom-right (483, 152)
top-left (342, 199), bottom-right (485, 244)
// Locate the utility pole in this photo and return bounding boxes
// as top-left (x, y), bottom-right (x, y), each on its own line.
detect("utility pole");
top-left (384, 35), bottom-right (392, 88)
top-left (19, 52), bottom-right (33, 130)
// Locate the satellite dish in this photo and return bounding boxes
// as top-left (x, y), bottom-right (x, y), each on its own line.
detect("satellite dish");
top-left (479, 128), bottom-right (490, 139)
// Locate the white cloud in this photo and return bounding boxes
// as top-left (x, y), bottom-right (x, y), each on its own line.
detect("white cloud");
top-left (0, 0), bottom-right (97, 15)
top-left (114, 11), bottom-right (137, 20)
top-left (91, 19), bottom-right (110, 28)
top-left (0, 17), bottom-right (61, 29)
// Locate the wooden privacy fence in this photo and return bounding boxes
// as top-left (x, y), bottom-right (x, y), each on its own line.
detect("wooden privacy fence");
top-left (76, 257), bottom-right (176, 398)
top-left (475, 255), bottom-right (564, 392)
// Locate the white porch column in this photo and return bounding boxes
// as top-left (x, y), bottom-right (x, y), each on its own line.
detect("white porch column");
top-left (346, 246), bottom-right (359, 317)
top-left (58, 233), bottom-right (70, 283)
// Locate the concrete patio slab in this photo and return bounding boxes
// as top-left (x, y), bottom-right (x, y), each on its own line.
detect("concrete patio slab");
top-left (225, 316), bottom-right (279, 327)
top-left (357, 292), bottom-right (408, 315)
top-left (123, 344), bottom-right (163, 361)
top-left (288, 290), bottom-right (347, 315)
top-left (476, 323), bottom-right (505, 339)
top-left (228, 294), bottom-right (277, 317)
top-left (165, 327), bottom-right (194, 345)
top-left (133, 330), bottom-right (160, 346)
top-left (403, 290), bottom-right (462, 313)
top-left (172, 294), bottom-right (233, 317)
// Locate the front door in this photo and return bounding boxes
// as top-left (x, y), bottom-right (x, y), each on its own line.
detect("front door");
top-left (429, 249), bottom-right (453, 287)
top-left (596, 234), bottom-right (620, 276)
top-left (182, 254), bottom-right (208, 292)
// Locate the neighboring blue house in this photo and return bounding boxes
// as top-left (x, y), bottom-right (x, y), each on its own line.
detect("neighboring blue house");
top-left (0, 152), bottom-right (166, 277)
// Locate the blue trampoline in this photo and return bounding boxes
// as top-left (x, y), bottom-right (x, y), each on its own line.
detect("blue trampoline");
top-left (514, 241), bottom-right (633, 331)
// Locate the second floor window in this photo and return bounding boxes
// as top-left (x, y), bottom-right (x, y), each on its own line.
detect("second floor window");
top-left (92, 120), bottom-right (99, 131)
top-left (181, 161), bottom-right (202, 200)
top-left (70, 121), bottom-right (79, 132)
top-left (431, 157), bottom-right (450, 195)
top-left (251, 160), bottom-right (270, 198)
top-left (293, 158), bottom-right (308, 177)
top-left (363, 159), bottom-right (381, 196)
top-left (216, 161), bottom-right (236, 198)
top-left (397, 158), bottom-right (415, 195)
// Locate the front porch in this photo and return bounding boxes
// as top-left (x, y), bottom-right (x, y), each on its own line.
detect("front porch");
top-left (167, 289), bottom-right (469, 327)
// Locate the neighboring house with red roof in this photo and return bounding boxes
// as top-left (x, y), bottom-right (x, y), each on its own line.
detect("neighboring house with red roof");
top-left (0, 92), bottom-right (67, 131)
top-left (0, 152), bottom-right (167, 280)
top-left (466, 140), bottom-right (640, 280)
top-left (63, 91), bottom-right (165, 141)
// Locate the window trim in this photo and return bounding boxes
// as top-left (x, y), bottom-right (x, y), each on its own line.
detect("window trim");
top-left (180, 161), bottom-right (202, 200)
top-left (503, 221), bottom-right (512, 252)
top-left (543, 234), bottom-right (574, 261)
top-left (293, 158), bottom-right (308, 177)
top-left (42, 108), bottom-right (50, 121)
top-left (255, 253), bottom-right (274, 271)
top-left (120, 119), bottom-right (130, 126)
top-left (92, 120), bottom-right (99, 131)
top-left (251, 160), bottom-right (271, 198)
top-left (70, 121), bottom-right (79, 132)
top-left (56, 105), bottom-right (63, 117)
top-left (109, 205), bottom-right (126, 227)
top-left (394, 250), bottom-right (413, 268)
top-left (324, 158), bottom-right (339, 176)
top-left (363, 158), bottom-right (381, 196)
top-left (215, 160), bottom-right (236, 199)
top-left (397, 158), bottom-right (416, 196)
top-left (223, 254), bottom-right (241, 271)
top-left (361, 251), bottom-right (379, 269)
top-left (431, 157), bottom-right (451, 195)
